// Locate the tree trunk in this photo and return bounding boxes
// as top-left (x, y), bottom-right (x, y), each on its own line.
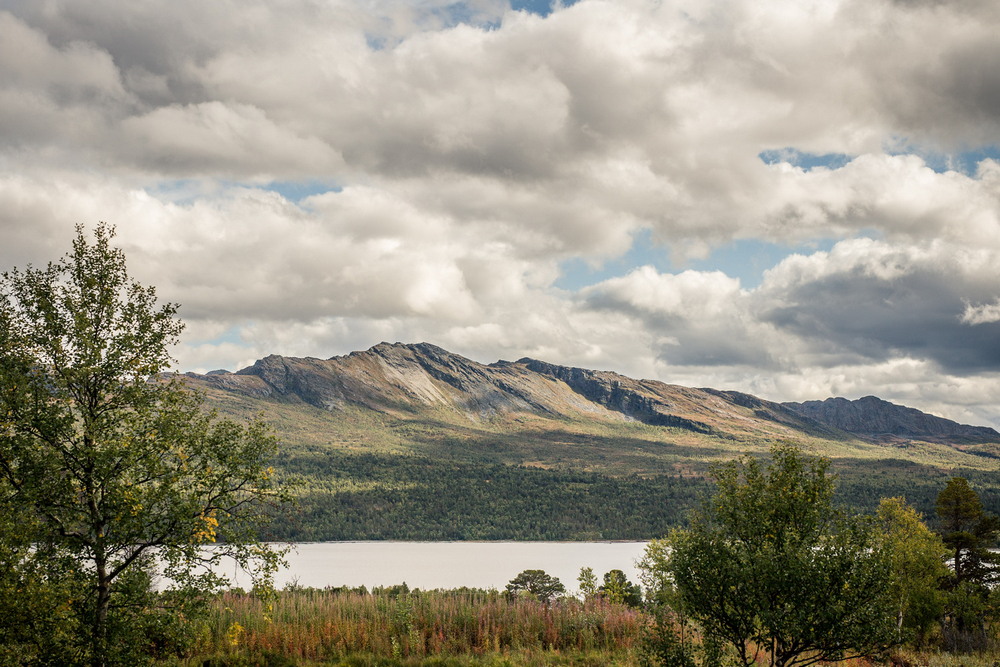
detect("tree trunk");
top-left (92, 555), bottom-right (110, 667)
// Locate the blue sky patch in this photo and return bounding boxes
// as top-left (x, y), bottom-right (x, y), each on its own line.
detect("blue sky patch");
top-left (885, 142), bottom-right (1000, 176)
top-left (761, 143), bottom-right (1000, 176)
top-left (144, 179), bottom-right (212, 206)
top-left (556, 231), bottom-right (841, 291)
top-left (145, 180), bottom-right (341, 206)
top-left (556, 229), bottom-right (671, 291)
top-left (510, 0), bottom-right (579, 17)
top-left (952, 146), bottom-right (1000, 174)
top-left (203, 325), bottom-right (245, 347)
top-left (688, 238), bottom-right (837, 287)
top-left (183, 325), bottom-right (248, 363)
top-left (758, 148), bottom-right (853, 171)
top-left (880, 135), bottom-right (1000, 175)
top-left (260, 181), bottom-right (342, 203)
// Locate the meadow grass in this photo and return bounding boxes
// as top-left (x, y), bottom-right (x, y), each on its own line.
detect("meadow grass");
top-left (181, 587), bottom-right (644, 666)
top-left (161, 586), bottom-right (1000, 667)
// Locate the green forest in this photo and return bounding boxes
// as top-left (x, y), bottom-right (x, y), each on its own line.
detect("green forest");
top-left (268, 451), bottom-right (711, 540)
top-left (264, 449), bottom-right (1000, 541)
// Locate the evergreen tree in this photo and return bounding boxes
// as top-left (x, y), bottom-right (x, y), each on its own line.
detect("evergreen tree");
top-left (577, 566), bottom-right (598, 600)
top-left (936, 477), bottom-right (999, 588)
top-left (599, 569), bottom-right (642, 607)
top-left (935, 477), bottom-right (999, 651)
top-left (505, 569), bottom-right (565, 602)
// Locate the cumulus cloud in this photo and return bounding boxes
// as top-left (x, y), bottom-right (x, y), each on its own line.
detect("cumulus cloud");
top-left (569, 238), bottom-right (1000, 423)
top-left (579, 266), bottom-right (779, 368)
top-left (758, 239), bottom-right (1000, 373)
top-left (2, 0), bottom-right (1000, 425)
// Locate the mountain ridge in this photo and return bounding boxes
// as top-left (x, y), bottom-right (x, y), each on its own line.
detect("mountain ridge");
top-left (186, 341), bottom-right (998, 445)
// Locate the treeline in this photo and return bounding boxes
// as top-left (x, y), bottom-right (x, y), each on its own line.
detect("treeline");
top-left (835, 457), bottom-right (1000, 514)
top-left (266, 450), bottom-right (1000, 541)
top-left (267, 451), bottom-right (712, 540)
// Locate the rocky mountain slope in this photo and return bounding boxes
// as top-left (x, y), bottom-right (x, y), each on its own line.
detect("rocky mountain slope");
top-left (188, 342), bottom-right (847, 442)
top-left (783, 396), bottom-right (998, 442)
top-left (187, 341), bottom-right (998, 445)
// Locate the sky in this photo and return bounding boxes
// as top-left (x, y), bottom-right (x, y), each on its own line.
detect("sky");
top-left (2, 0), bottom-right (1000, 427)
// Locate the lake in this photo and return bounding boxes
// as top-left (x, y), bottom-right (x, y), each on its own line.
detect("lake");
top-left (210, 541), bottom-right (650, 592)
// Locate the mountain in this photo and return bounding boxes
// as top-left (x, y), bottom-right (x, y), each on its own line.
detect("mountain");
top-left (181, 342), bottom-right (1000, 541)
top-left (190, 341), bottom-right (838, 439)
top-left (189, 341), bottom-right (996, 445)
top-left (783, 396), bottom-right (999, 443)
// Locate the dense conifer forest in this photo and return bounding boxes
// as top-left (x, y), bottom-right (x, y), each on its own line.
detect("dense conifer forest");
top-left (265, 450), bottom-right (1000, 541)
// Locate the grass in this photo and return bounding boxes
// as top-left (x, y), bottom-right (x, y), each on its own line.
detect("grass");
top-left (171, 588), bottom-right (644, 666)
top-left (157, 587), bottom-right (1000, 667)
top-left (890, 650), bottom-right (1000, 667)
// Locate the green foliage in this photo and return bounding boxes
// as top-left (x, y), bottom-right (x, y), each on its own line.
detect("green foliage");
top-left (636, 539), bottom-right (672, 608)
top-left (577, 567), bottom-right (598, 600)
top-left (0, 505), bottom-right (86, 664)
top-left (270, 451), bottom-right (711, 540)
top-left (936, 477), bottom-right (1000, 589)
top-left (935, 478), bottom-right (1000, 652)
top-left (941, 581), bottom-right (997, 653)
top-left (599, 570), bottom-right (642, 608)
top-left (659, 443), bottom-right (899, 667)
top-left (505, 569), bottom-right (566, 603)
top-left (639, 608), bottom-right (697, 667)
top-left (0, 225), bottom-right (287, 666)
top-left (876, 497), bottom-right (950, 644)
top-left (254, 434), bottom-right (1000, 543)
top-left (831, 459), bottom-right (1000, 518)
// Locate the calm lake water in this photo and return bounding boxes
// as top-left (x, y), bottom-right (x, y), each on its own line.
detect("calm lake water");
top-left (212, 541), bottom-right (650, 592)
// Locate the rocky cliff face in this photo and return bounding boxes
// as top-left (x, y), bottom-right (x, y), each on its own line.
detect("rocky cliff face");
top-left (184, 342), bottom-right (998, 444)
top-left (520, 358), bottom-right (721, 433)
top-left (782, 396), bottom-right (999, 442)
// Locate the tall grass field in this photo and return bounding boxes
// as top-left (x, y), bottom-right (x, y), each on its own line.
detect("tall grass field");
top-left (181, 587), bottom-right (646, 666)
top-left (162, 586), bottom-right (1000, 667)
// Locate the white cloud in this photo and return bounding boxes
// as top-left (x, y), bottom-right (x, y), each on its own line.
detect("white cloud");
top-left (120, 102), bottom-right (346, 179)
top-left (961, 300), bottom-right (1000, 326)
top-left (2, 0), bottom-right (1000, 426)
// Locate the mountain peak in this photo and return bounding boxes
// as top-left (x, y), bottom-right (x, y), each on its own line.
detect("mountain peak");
top-left (783, 396), bottom-right (999, 442)
top-left (365, 341), bottom-right (448, 355)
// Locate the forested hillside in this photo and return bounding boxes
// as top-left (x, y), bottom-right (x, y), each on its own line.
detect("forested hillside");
top-left (182, 343), bottom-right (1000, 540)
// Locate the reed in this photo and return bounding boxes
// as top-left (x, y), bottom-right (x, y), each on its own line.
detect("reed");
top-left (188, 587), bottom-right (644, 664)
